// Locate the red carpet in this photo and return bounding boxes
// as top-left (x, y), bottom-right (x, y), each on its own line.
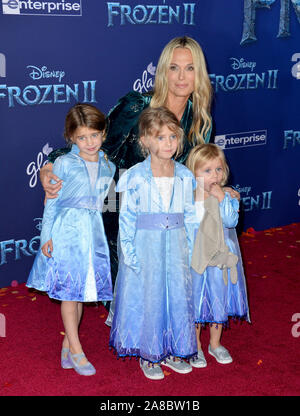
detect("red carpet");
top-left (0, 223), bottom-right (300, 397)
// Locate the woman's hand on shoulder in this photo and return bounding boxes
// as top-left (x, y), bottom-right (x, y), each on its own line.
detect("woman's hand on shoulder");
top-left (40, 163), bottom-right (62, 199)
top-left (223, 186), bottom-right (240, 201)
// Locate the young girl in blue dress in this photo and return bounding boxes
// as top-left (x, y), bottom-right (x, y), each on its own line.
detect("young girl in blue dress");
top-left (186, 144), bottom-right (250, 368)
top-left (109, 107), bottom-right (197, 380)
top-left (27, 104), bottom-right (115, 376)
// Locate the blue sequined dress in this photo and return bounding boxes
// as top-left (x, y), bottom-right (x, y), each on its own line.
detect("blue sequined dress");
top-left (192, 194), bottom-right (250, 325)
top-left (109, 156), bottom-right (198, 363)
top-left (26, 145), bottom-right (116, 302)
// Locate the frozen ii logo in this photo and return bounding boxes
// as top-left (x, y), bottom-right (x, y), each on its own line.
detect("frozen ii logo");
top-left (0, 64), bottom-right (97, 108)
top-left (234, 185), bottom-right (272, 212)
top-left (241, 0), bottom-right (300, 45)
top-left (209, 57), bottom-right (278, 92)
top-left (107, 1), bottom-right (196, 26)
top-left (0, 218), bottom-right (41, 266)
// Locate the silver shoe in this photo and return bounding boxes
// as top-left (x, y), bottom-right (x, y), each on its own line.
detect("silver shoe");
top-left (139, 359), bottom-right (164, 380)
top-left (208, 345), bottom-right (233, 364)
top-left (161, 357), bottom-right (192, 374)
top-left (191, 350), bottom-right (207, 368)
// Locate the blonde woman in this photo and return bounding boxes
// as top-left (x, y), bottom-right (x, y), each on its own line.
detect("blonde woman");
top-left (41, 36), bottom-right (213, 187)
top-left (102, 35), bottom-right (213, 169)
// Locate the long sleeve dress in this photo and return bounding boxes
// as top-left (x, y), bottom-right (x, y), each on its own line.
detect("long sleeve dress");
top-left (109, 156), bottom-right (198, 363)
top-left (192, 194), bottom-right (250, 325)
top-left (26, 145), bottom-right (116, 302)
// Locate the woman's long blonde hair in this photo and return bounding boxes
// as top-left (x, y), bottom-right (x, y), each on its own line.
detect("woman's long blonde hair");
top-left (150, 36), bottom-right (213, 145)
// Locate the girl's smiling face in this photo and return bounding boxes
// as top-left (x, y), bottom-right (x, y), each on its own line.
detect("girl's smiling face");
top-left (194, 157), bottom-right (224, 193)
top-left (71, 126), bottom-right (103, 161)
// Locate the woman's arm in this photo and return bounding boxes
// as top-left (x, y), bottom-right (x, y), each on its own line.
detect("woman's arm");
top-left (40, 163), bottom-right (63, 199)
top-left (40, 147), bottom-right (70, 198)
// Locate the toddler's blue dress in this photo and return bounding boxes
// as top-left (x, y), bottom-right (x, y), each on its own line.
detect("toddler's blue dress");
top-left (26, 145), bottom-right (116, 302)
top-left (192, 194), bottom-right (250, 325)
top-left (109, 156), bottom-right (198, 363)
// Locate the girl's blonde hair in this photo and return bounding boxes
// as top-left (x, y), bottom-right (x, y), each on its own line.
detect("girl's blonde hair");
top-left (186, 144), bottom-right (229, 186)
top-left (138, 106), bottom-right (184, 158)
top-left (150, 36), bottom-right (213, 145)
top-left (64, 103), bottom-right (106, 145)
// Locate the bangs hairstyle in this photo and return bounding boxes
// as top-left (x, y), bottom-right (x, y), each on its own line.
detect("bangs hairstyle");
top-left (138, 106), bottom-right (184, 158)
top-left (150, 36), bottom-right (213, 145)
top-left (186, 143), bottom-right (229, 186)
top-left (64, 103), bottom-right (106, 145)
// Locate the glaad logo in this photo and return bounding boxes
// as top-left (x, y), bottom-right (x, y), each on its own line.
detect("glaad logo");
top-left (107, 1), bottom-right (196, 27)
top-left (133, 62), bottom-right (156, 93)
top-left (26, 143), bottom-right (53, 188)
top-left (291, 53), bottom-right (300, 79)
top-left (233, 184), bottom-right (272, 212)
top-left (0, 53), bottom-right (6, 77)
top-left (215, 130), bottom-right (267, 150)
top-left (241, 0), bottom-right (300, 45)
top-left (2, 0), bottom-right (82, 16)
top-left (0, 64), bottom-right (97, 107)
top-left (209, 58), bottom-right (278, 93)
top-left (0, 219), bottom-right (41, 266)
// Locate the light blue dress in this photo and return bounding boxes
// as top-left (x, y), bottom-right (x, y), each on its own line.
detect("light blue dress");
top-left (109, 156), bottom-right (198, 363)
top-left (192, 194), bottom-right (250, 325)
top-left (26, 145), bottom-right (116, 302)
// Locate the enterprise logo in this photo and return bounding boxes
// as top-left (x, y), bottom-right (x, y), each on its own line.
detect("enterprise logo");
top-left (215, 130), bottom-right (267, 150)
top-left (2, 0), bottom-right (82, 16)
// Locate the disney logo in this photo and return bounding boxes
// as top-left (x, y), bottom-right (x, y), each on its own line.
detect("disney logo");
top-left (234, 184), bottom-right (252, 196)
top-left (230, 58), bottom-right (256, 72)
top-left (26, 143), bottom-right (53, 188)
top-left (133, 62), bottom-right (156, 93)
top-left (27, 65), bottom-right (65, 82)
top-left (33, 218), bottom-right (43, 232)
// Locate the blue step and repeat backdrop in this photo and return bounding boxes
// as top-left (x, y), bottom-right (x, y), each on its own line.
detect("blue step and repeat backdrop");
top-left (0, 0), bottom-right (299, 288)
